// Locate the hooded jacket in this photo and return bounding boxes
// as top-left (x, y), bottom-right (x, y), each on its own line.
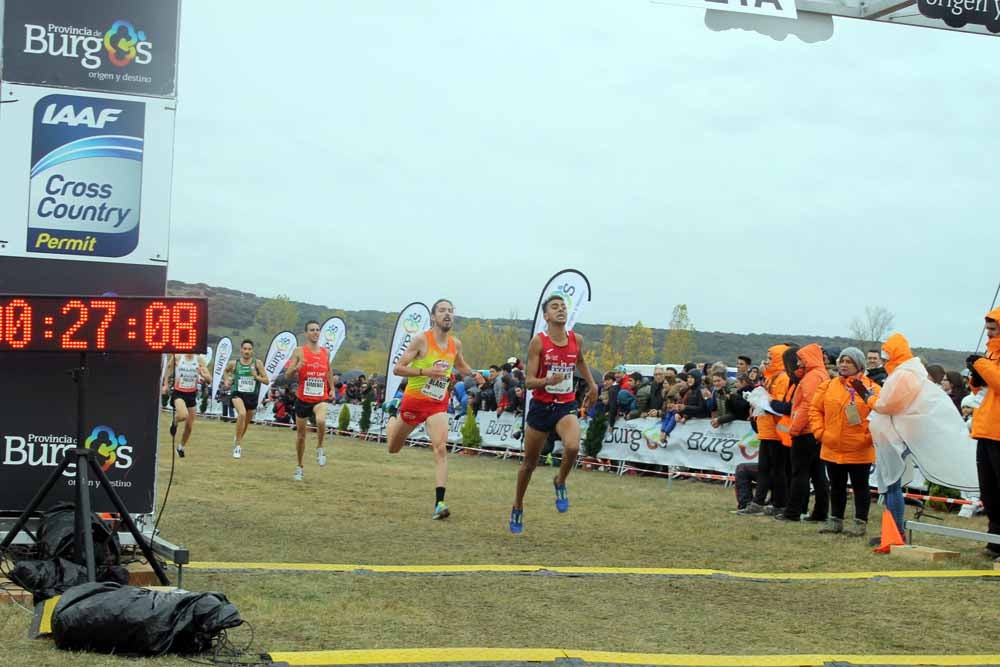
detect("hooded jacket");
top-left (810, 370), bottom-right (880, 465)
top-left (678, 370), bottom-right (709, 419)
top-left (971, 306), bottom-right (1000, 441)
top-left (790, 344), bottom-right (828, 437)
top-left (868, 332), bottom-right (978, 491)
top-left (757, 344), bottom-right (790, 441)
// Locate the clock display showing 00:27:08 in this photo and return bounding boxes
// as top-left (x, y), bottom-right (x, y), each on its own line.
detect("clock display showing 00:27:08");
top-left (0, 297), bottom-right (207, 353)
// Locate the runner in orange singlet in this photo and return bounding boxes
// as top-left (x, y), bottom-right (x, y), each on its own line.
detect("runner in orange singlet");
top-left (284, 320), bottom-right (336, 481)
top-left (387, 299), bottom-right (475, 519)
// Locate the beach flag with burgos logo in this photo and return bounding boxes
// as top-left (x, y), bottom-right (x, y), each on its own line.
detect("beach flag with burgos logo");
top-left (258, 330), bottom-right (298, 405)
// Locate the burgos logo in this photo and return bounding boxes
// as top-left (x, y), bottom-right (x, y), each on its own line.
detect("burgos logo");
top-left (104, 21), bottom-right (147, 67)
top-left (84, 425), bottom-right (129, 472)
top-left (1, 430), bottom-right (133, 478)
top-left (24, 20), bottom-right (152, 71)
top-left (323, 326), bottom-right (339, 344)
top-left (403, 313), bottom-right (423, 335)
top-left (276, 338), bottom-right (293, 354)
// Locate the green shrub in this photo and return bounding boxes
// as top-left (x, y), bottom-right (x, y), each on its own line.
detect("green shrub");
top-left (461, 413), bottom-right (482, 448)
top-left (338, 404), bottom-right (351, 432)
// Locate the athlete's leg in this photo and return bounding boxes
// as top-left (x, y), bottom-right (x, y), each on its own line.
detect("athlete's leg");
top-left (232, 397), bottom-right (247, 443)
top-left (173, 397), bottom-right (189, 424)
top-left (553, 414), bottom-right (581, 486)
top-left (387, 416), bottom-right (420, 454)
top-left (312, 403), bottom-right (328, 450)
top-left (424, 412), bottom-right (451, 488)
top-left (295, 417), bottom-right (308, 467)
top-left (514, 426), bottom-right (548, 510)
top-left (242, 410), bottom-right (256, 439)
top-left (180, 406), bottom-right (195, 446)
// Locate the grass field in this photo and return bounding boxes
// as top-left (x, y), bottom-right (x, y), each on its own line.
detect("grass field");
top-left (2, 414), bottom-right (999, 666)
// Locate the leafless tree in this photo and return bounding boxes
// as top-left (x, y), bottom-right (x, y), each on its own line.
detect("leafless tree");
top-left (849, 306), bottom-right (895, 346)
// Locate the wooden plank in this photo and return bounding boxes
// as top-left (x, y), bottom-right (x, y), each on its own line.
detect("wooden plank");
top-left (890, 545), bottom-right (960, 562)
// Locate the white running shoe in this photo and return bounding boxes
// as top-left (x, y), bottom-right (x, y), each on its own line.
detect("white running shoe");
top-left (293, 466), bottom-right (304, 481)
top-left (317, 448), bottom-right (327, 466)
top-left (232, 444), bottom-right (242, 459)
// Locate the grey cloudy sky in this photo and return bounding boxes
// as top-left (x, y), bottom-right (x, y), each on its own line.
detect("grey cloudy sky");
top-left (167, 1), bottom-right (996, 351)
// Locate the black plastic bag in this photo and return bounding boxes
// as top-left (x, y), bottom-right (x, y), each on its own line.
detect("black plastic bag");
top-left (9, 558), bottom-right (88, 604)
top-left (37, 502), bottom-right (121, 568)
top-left (52, 582), bottom-right (242, 655)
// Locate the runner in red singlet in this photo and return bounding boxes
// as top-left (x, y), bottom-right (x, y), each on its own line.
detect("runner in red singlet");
top-left (509, 294), bottom-right (598, 534)
top-left (387, 299), bottom-right (476, 519)
top-left (284, 320), bottom-right (336, 481)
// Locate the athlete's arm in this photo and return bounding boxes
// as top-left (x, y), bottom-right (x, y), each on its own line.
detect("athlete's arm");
top-left (161, 355), bottom-right (174, 394)
top-left (254, 359), bottom-right (270, 384)
top-left (393, 336), bottom-right (436, 378)
top-left (452, 339), bottom-right (474, 377)
top-left (197, 358), bottom-right (212, 383)
top-left (284, 348), bottom-right (303, 379)
top-left (573, 333), bottom-right (599, 410)
top-left (222, 360), bottom-right (236, 387)
top-left (523, 335), bottom-right (556, 391)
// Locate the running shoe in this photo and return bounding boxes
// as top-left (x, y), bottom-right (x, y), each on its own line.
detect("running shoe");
top-left (176, 444), bottom-right (185, 458)
top-left (553, 478), bottom-right (569, 513)
top-left (293, 466), bottom-right (304, 482)
top-left (232, 444), bottom-right (242, 459)
top-left (509, 507), bottom-right (523, 534)
top-left (317, 448), bottom-right (327, 466)
top-left (432, 502), bottom-right (450, 520)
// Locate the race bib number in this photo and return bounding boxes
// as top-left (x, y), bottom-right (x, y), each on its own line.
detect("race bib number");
top-left (177, 371), bottom-right (197, 391)
top-left (303, 377), bottom-right (325, 398)
top-left (545, 364), bottom-right (575, 394)
top-left (422, 377), bottom-right (448, 401)
top-left (237, 376), bottom-right (256, 393)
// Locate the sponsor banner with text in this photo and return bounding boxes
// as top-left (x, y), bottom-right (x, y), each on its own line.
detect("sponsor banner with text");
top-left (2, 0), bottom-right (181, 98)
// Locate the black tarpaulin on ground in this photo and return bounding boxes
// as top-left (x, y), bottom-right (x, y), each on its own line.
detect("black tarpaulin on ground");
top-left (52, 582), bottom-right (243, 655)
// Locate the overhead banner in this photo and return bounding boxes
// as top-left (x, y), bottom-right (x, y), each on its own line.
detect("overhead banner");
top-left (384, 302), bottom-right (431, 404)
top-left (524, 268), bottom-right (592, 421)
top-left (258, 330), bottom-right (298, 404)
top-left (1, 0), bottom-right (181, 98)
top-left (653, 0), bottom-right (797, 19)
top-left (917, 0), bottom-right (1000, 33)
top-left (320, 316), bottom-right (347, 364)
top-left (210, 337), bottom-right (232, 402)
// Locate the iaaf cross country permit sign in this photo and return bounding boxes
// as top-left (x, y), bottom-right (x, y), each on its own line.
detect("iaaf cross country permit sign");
top-left (1, 0), bottom-right (180, 98)
top-left (27, 93), bottom-right (145, 258)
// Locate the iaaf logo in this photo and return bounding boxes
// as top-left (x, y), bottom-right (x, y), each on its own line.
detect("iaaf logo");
top-left (2, 426), bottom-right (134, 477)
top-left (41, 103), bottom-right (121, 129)
top-left (23, 20), bottom-right (153, 71)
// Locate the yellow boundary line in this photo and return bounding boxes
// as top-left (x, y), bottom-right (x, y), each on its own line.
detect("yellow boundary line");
top-left (267, 648), bottom-right (1000, 666)
top-left (187, 561), bottom-right (1000, 581)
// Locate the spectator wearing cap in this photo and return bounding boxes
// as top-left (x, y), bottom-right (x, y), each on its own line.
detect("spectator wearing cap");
top-left (866, 349), bottom-right (888, 386)
top-left (809, 347), bottom-right (881, 537)
top-left (595, 372), bottom-right (621, 426)
top-left (613, 365), bottom-right (633, 394)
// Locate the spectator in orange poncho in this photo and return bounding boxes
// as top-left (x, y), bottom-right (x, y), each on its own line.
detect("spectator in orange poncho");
top-left (969, 307), bottom-right (1000, 558)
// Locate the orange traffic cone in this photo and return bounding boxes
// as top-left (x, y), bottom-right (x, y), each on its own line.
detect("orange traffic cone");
top-left (872, 509), bottom-right (905, 554)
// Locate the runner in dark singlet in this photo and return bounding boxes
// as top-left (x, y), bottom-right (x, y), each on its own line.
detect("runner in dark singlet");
top-left (223, 339), bottom-right (269, 459)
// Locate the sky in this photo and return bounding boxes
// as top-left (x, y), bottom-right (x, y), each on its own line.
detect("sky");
top-left (166, 1), bottom-right (997, 351)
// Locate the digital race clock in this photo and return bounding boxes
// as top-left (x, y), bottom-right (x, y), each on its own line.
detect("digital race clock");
top-left (0, 296), bottom-right (208, 353)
